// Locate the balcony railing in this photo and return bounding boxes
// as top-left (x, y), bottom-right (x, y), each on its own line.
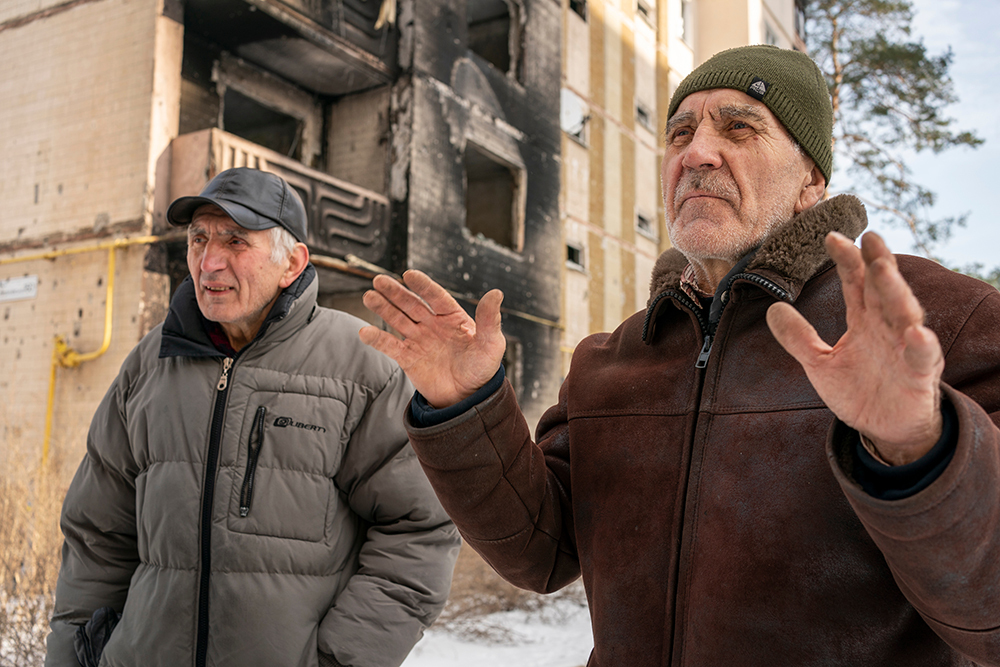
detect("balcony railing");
top-left (168, 129), bottom-right (391, 266)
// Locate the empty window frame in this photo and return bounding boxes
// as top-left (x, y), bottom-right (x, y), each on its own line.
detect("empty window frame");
top-left (222, 89), bottom-right (303, 158)
top-left (635, 103), bottom-right (654, 132)
top-left (680, 0), bottom-right (693, 46)
top-left (561, 88), bottom-right (590, 143)
top-left (570, 0), bottom-right (587, 20)
top-left (468, 0), bottom-right (522, 77)
top-left (566, 242), bottom-right (585, 270)
top-left (636, 0), bottom-right (653, 25)
top-left (764, 23), bottom-right (779, 46)
top-left (794, 0), bottom-right (806, 41)
top-left (636, 212), bottom-right (655, 238)
top-left (464, 144), bottom-right (525, 251)
top-left (212, 54), bottom-right (322, 166)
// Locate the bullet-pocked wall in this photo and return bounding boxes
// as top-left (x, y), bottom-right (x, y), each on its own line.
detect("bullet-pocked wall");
top-left (0, 0), bottom-right (178, 476)
top-left (397, 0), bottom-right (563, 429)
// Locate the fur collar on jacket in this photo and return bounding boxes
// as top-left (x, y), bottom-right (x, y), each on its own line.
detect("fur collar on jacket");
top-left (647, 194), bottom-right (869, 306)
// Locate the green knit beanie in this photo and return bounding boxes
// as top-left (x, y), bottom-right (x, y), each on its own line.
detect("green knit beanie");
top-left (667, 45), bottom-right (833, 184)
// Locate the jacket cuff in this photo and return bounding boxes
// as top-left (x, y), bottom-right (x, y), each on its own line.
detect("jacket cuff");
top-left (409, 366), bottom-right (505, 427)
top-left (850, 397), bottom-right (958, 500)
top-left (828, 384), bottom-right (996, 521)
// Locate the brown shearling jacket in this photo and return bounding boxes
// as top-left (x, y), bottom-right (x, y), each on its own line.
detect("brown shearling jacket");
top-left (406, 195), bottom-right (1000, 666)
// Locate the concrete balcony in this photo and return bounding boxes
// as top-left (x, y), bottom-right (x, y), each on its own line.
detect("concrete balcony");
top-left (167, 129), bottom-right (391, 268)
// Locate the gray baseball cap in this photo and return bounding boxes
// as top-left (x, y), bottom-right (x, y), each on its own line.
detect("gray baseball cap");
top-left (166, 167), bottom-right (308, 243)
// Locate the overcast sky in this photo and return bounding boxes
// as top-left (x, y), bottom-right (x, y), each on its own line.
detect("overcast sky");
top-left (842, 0), bottom-right (1000, 270)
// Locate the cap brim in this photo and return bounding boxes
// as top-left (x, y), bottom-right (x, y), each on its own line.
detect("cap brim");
top-left (166, 196), bottom-right (280, 232)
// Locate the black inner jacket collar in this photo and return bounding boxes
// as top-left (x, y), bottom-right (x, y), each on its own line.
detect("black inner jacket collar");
top-left (159, 263), bottom-right (316, 359)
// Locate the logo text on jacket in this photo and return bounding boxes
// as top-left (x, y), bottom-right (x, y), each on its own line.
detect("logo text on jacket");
top-left (273, 416), bottom-right (327, 433)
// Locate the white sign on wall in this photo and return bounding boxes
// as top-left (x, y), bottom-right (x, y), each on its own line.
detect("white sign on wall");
top-left (0, 275), bottom-right (39, 302)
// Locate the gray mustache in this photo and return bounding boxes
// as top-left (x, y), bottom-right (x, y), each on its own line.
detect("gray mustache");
top-left (674, 171), bottom-right (739, 208)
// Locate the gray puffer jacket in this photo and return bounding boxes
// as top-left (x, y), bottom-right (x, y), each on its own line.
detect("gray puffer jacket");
top-left (46, 265), bottom-right (460, 667)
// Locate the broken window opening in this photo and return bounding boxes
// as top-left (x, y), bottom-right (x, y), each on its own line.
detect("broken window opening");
top-left (636, 0), bottom-right (653, 25)
top-left (561, 88), bottom-right (589, 144)
top-left (566, 243), bottom-right (585, 270)
top-left (222, 88), bottom-right (303, 159)
top-left (635, 103), bottom-right (654, 132)
top-left (680, 0), bottom-right (693, 46)
top-left (464, 144), bottom-right (524, 251)
top-left (794, 0), bottom-right (807, 41)
top-left (570, 0), bottom-right (587, 21)
top-left (468, 0), bottom-right (521, 77)
top-left (764, 23), bottom-right (779, 46)
top-left (636, 212), bottom-right (655, 238)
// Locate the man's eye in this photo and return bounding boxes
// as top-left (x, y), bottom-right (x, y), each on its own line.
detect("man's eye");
top-left (670, 128), bottom-right (693, 143)
top-left (732, 121), bottom-right (750, 130)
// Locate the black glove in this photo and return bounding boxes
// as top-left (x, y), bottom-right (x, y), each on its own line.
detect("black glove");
top-left (73, 607), bottom-right (121, 667)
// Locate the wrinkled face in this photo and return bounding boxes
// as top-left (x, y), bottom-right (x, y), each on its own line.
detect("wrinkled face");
top-left (661, 89), bottom-right (816, 263)
top-left (186, 206), bottom-right (290, 339)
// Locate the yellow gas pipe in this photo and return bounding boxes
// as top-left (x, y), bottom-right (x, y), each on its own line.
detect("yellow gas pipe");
top-left (5, 237), bottom-right (562, 465)
top-left (1, 236), bottom-right (161, 465)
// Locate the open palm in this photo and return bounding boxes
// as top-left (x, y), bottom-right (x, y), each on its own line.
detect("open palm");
top-left (359, 270), bottom-right (506, 408)
top-left (767, 231), bottom-right (945, 465)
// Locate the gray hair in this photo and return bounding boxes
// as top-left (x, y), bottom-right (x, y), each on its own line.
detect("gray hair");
top-left (269, 226), bottom-right (299, 264)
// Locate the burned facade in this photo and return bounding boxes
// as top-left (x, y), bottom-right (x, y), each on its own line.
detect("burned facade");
top-left (1, 0), bottom-right (799, 475)
top-left (0, 0), bottom-right (561, 474)
top-left (166, 0), bottom-right (563, 426)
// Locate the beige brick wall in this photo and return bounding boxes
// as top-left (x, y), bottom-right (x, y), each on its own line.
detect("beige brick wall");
top-left (560, 0), bottom-right (800, 362)
top-left (0, 0), bottom-right (72, 25)
top-left (0, 0), bottom-right (159, 242)
top-left (0, 0), bottom-right (166, 478)
top-left (1, 246), bottom-right (150, 476)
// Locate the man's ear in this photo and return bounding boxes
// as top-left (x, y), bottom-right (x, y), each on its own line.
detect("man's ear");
top-left (279, 243), bottom-right (310, 288)
top-left (794, 164), bottom-right (826, 214)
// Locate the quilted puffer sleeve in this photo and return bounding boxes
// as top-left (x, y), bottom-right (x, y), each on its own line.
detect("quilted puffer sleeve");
top-left (319, 365), bottom-right (460, 667)
top-left (45, 359), bottom-right (141, 666)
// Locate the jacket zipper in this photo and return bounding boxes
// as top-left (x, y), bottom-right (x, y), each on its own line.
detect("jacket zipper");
top-left (662, 290), bottom-right (713, 369)
top-left (666, 271), bottom-right (792, 664)
top-left (239, 407), bottom-right (266, 517)
top-left (196, 356), bottom-right (232, 667)
top-left (686, 273), bottom-right (791, 369)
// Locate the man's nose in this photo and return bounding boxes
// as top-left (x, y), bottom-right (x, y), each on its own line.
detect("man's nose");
top-left (200, 240), bottom-right (228, 273)
top-left (681, 125), bottom-right (724, 171)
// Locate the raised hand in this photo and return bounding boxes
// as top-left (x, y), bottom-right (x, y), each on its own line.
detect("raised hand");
top-left (359, 270), bottom-right (506, 408)
top-left (766, 231), bottom-right (945, 466)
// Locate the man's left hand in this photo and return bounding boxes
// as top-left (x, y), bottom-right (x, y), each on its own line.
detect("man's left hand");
top-left (766, 231), bottom-right (945, 466)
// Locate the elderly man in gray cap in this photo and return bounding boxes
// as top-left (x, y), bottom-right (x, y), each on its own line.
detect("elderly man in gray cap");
top-left (46, 167), bottom-right (460, 667)
top-left (361, 46), bottom-right (1000, 665)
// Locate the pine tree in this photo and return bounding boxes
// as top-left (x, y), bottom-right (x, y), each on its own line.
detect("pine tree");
top-left (805, 0), bottom-right (983, 257)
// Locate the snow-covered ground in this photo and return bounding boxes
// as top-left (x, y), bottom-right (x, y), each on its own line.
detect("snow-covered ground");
top-left (402, 595), bottom-right (594, 667)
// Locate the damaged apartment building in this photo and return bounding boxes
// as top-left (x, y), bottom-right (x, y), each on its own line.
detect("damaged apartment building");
top-left (0, 0), bottom-right (800, 476)
top-left (0, 0), bottom-right (561, 476)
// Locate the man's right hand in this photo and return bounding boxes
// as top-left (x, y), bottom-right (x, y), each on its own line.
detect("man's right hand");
top-left (359, 270), bottom-right (506, 408)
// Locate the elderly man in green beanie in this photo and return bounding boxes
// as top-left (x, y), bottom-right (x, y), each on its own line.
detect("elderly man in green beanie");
top-left (361, 45), bottom-right (1000, 665)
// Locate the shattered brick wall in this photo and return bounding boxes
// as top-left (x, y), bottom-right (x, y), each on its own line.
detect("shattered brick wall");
top-left (394, 0), bottom-right (563, 429)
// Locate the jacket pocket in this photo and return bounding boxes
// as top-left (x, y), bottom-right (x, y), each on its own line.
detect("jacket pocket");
top-left (239, 406), bottom-right (266, 517)
top-left (227, 391), bottom-right (346, 543)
